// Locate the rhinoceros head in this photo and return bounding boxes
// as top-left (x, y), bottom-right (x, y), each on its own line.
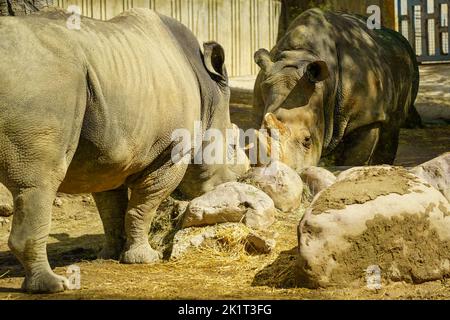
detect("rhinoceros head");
top-left (177, 42), bottom-right (250, 198)
top-left (254, 48), bottom-right (330, 171)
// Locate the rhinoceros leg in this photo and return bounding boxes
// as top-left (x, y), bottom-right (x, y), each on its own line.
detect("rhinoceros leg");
top-left (93, 187), bottom-right (128, 260)
top-left (121, 157), bottom-right (187, 264)
top-left (336, 123), bottom-right (381, 166)
top-left (371, 125), bottom-right (400, 165)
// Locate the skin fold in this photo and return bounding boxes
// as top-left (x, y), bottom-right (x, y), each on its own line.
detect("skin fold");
top-left (253, 9), bottom-right (420, 171)
top-left (0, 8), bottom-right (247, 293)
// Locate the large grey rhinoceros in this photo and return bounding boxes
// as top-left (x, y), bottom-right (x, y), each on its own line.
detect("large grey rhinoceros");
top-left (0, 8), bottom-right (248, 293)
top-left (253, 9), bottom-right (420, 171)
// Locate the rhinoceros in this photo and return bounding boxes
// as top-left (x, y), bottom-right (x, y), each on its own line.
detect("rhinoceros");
top-left (253, 9), bottom-right (420, 171)
top-left (0, 8), bottom-right (248, 293)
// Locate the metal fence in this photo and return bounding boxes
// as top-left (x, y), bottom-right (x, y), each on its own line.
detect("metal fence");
top-left (398, 0), bottom-right (450, 62)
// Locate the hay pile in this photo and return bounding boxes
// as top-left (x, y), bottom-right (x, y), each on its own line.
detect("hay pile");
top-left (146, 194), bottom-right (306, 295)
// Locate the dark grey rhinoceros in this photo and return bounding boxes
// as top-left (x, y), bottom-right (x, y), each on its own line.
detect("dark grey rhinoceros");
top-left (0, 8), bottom-right (248, 293)
top-left (253, 9), bottom-right (421, 171)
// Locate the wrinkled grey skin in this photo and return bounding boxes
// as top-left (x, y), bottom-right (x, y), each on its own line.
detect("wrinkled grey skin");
top-left (254, 9), bottom-right (420, 171)
top-left (0, 8), bottom-right (247, 293)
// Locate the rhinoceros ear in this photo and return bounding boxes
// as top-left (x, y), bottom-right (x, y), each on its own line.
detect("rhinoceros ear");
top-left (203, 41), bottom-right (227, 82)
top-left (306, 60), bottom-right (329, 83)
top-left (254, 49), bottom-right (273, 72)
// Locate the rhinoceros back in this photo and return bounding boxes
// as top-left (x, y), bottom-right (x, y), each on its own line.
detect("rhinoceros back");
top-left (0, 8), bottom-right (202, 193)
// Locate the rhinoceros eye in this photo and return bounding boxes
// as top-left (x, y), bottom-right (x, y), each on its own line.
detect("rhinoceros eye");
top-left (283, 64), bottom-right (299, 70)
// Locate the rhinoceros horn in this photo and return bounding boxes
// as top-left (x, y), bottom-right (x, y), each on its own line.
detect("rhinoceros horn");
top-left (263, 113), bottom-right (291, 138)
top-left (245, 113), bottom-right (290, 166)
top-left (254, 48), bottom-right (273, 72)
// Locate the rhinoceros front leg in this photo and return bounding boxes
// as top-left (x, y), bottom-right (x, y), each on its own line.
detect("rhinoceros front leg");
top-left (93, 186), bottom-right (128, 260)
top-left (121, 157), bottom-right (187, 264)
top-left (8, 185), bottom-right (70, 293)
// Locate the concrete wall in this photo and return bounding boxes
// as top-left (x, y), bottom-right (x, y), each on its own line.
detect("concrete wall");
top-left (55, 0), bottom-right (281, 77)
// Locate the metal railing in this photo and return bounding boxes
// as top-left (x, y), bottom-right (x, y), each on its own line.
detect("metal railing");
top-left (398, 0), bottom-right (450, 62)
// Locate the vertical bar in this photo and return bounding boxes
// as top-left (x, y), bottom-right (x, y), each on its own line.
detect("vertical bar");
top-left (435, 0), bottom-right (441, 56)
top-left (421, 3), bottom-right (427, 57)
top-left (408, 2), bottom-right (415, 52)
top-left (444, 2), bottom-right (450, 55)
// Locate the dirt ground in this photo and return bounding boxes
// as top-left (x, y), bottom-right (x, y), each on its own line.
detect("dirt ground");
top-left (0, 125), bottom-right (449, 300)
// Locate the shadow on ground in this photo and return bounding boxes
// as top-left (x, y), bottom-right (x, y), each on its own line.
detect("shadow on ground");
top-left (0, 233), bottom-right (101, 279)
top-left (252, 247), bottom-right (299, 289)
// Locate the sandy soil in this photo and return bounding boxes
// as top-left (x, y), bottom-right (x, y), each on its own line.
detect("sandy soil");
top-left (415, 65), bottom-right (450, 122)
top-left (395, 125), bottom-right (450, 167)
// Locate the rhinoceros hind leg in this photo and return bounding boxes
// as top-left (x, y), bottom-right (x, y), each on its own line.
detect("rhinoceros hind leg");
top-left (93, 187), bottom-right (128, 260)
top-left (121, 156), bottom-right (187, 264)
top-left (8, 185), bottom-right (69, 293)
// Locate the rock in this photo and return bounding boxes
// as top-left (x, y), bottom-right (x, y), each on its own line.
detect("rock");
top-left (297, 166), bottom-right (450, 288)
top-left (242, 161), bottom-right (303, 212)
top-left (410, 152), bottom-right (449, 201)
top-left (0, 217), bottom-right (9, 226)
top-left (170, 225), bottom-right (219, 260)
top-left (182, 182), bottom-right (276, 230)
top-left (0, 183), bottom-right (13, 217)
top-left (0, 203), bottom-right (13, 217)
top-left (245, 231), bottom-right (276, 254)
top-left (299, 166), bottom-right (336, 197)
top-left (170, 223), bottom-right (275, 260)
top-left (81, 195), bottom-right (93, 204)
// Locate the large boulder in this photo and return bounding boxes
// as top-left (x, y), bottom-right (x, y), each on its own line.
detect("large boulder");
top-left (242, 161), bottom-right (303, 212)
top-left (299, 166), bottom-right (336, 197)
top-left (0, 216), bottom-right (9, 226)
top-left (181, 182), bottom-right (276, 230)
top-left (297, 166), bottom-right (450, 288)
top-left (410, 152), bottom-right (449, 201)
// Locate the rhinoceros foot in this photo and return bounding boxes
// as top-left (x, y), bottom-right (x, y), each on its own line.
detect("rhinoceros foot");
top-left (120, 243), bottom-right (161, 264)
top-left (22, 270), bottom-right (70, 293)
